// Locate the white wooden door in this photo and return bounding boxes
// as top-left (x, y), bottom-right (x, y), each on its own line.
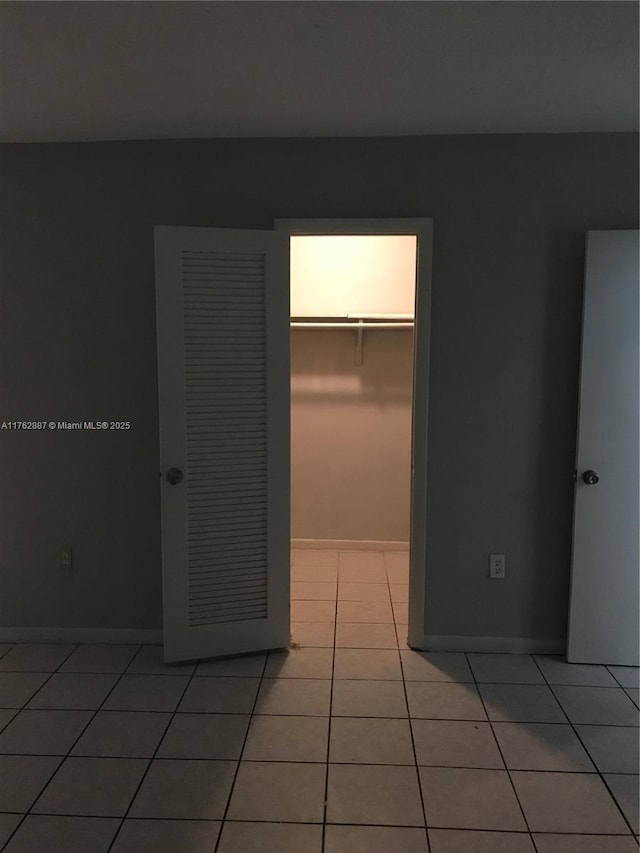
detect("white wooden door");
top-left (567, 230), bottom-right (639, 665)
top-left (155, 226), bottom-right (290, 663)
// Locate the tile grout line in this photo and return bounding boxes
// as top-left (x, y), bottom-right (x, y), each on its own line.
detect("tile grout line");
top-left (466, 652), bottom-right (538, 852)
top-left (17, 757), bottom-right (627, 769)
top-left (319, 552), bottom-right (341, 853)
top-left (606, 665), bottom-right (640, 710)
top-left (384, 550), bottom-right (431, 853)
top-left (7, 812), bottom-right (591, 829)
top-left (212, 651), bottom-right (269, 853)
top-left (0, 642), bottom-right (92, 852)
top-left (530, 654), bottom-right (638, 838)
top-left (0, 645), bottom-right (16, 662)
top-left (103, 647), bottom-right (195, 853)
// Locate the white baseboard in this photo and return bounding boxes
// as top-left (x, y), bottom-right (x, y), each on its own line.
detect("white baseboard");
top-left (0, 628), bottom-right (163, 644)
top-left (418, 635), bottom-right (565, 655)
top-left (0, 627), bottom-right (565, 656)
top-left (292, 538), bottom-right (409, 551)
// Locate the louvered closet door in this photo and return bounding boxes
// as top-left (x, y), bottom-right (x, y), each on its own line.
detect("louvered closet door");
top-left (155, 226), bottom-right (289, 663)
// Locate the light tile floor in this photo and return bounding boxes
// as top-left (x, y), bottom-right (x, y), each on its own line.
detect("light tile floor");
top-left (0, 549), bottom-right (638, 852)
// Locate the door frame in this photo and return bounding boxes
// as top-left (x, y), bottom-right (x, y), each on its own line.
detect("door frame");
top-left (276, 217), bottom-right (433, 648)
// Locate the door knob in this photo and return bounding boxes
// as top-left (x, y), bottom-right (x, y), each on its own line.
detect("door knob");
top-left (582, 469), bottom-right (599, 485)
top-left (167, 467), bottom-right (184, 485)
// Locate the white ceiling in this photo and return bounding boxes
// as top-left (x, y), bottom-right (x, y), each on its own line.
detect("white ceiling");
top-left (0, 1), bottom-right (637, 142)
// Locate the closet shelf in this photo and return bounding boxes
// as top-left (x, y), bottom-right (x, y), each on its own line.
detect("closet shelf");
top-left (290, 315), bottom-right (414, 365)
top-left (291, 313), bottom-right (414, 329)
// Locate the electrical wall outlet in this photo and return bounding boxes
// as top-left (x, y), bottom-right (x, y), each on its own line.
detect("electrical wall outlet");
top-left (489, 554), bottom-right (505, 578)
top-left (58, 546), bottom-right (73, 570)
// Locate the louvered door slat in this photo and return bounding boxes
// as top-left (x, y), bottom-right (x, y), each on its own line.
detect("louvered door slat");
top-left (183, 246), bottom-right (268, 629)
top-left (189, 557), bottom-right (267, 571)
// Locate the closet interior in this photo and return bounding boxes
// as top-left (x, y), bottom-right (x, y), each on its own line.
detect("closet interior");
top-left (290, 234), bottom-right (417, 616)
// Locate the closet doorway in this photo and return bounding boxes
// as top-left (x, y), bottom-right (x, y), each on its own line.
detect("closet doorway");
top-left (278, 219), bottom-right (433, 650)
top-left (155, 219), bottom-right (431, 662)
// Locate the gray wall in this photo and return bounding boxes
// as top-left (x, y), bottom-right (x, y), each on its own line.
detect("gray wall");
top-left (0, 134), bottom-right (637, 643)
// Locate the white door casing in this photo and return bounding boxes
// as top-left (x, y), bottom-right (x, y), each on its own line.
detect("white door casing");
top-left (276, 218), bottom-right (433, 649)
top-left (567, 230), bottom-right (639, 665)
top-left (155, 226), bottom-right (290, 663)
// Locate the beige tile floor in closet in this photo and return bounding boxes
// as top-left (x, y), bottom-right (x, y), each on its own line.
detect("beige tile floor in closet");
top-left (0, 549), bottom-right (638, 852)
